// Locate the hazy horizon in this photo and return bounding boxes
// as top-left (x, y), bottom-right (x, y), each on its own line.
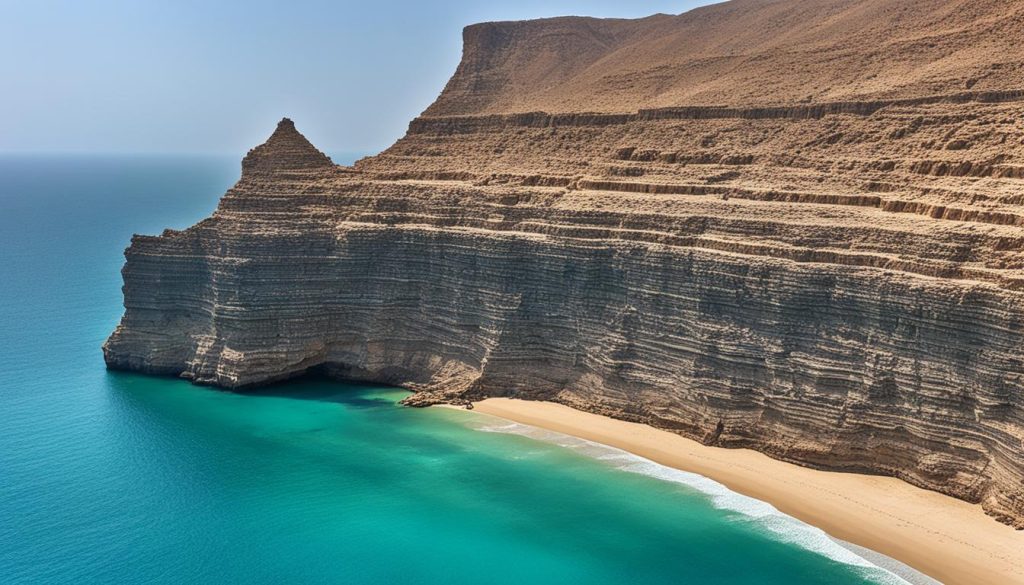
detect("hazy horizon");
top-left (2, 1), bottom-right (715, 156)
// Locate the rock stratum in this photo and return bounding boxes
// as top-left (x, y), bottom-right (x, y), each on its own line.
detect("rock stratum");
top-left (105, 0), bottom-right (1024, 527)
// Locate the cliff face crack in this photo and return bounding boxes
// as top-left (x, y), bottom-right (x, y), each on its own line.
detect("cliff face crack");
top-left (106, 0), bottom-right (1024, 529)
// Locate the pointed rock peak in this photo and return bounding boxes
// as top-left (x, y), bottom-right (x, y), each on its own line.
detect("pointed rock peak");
top-left (241, 117), bottom-right (334, 177)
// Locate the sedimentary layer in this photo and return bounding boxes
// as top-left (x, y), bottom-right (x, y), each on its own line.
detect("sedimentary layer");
top-left (106, 0), bottom-right (1024, 528)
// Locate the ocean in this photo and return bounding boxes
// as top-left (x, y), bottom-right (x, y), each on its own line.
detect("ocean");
top-left (0, 154), bottom-right (912, 584)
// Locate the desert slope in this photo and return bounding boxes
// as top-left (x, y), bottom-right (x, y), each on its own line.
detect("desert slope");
top-left (105, 0), bottom-right (1024, 528)
top-left (426, 0), bottom-right (1024, 115)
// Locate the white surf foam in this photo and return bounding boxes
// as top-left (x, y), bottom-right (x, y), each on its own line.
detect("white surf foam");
top-left (474, 418), bottom-right (915, 585)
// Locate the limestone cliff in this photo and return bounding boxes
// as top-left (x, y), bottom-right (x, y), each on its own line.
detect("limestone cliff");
top-left (105, 0), bottom-right (1024, 528)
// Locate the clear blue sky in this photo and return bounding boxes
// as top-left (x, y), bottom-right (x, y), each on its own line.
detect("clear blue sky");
top-left (1, 1), bottom-right (715, 155)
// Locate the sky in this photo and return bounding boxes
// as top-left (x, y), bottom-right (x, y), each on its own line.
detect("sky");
top-left (0, 1), bottom-right (716, 155)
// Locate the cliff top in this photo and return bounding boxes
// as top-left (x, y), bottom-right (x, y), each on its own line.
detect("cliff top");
top-left (423, 0), bottom-right (1024, 116)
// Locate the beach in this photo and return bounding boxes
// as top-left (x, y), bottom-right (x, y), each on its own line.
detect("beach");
top-left (465, 398), bottom-right (1024, 585)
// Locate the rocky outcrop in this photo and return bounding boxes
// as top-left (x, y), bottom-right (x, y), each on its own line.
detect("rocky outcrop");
top-left (106, 0), bottom-right (1024, 528)
top-left (240, 118), bottom-right (334, 176)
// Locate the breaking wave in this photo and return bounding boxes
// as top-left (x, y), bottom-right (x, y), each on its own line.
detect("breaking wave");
top-left (473, 419), bottom-right (915, 585)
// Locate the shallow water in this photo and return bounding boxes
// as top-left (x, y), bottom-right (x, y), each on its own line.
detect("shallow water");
top-left (0, 154), bottom-right (907, 584)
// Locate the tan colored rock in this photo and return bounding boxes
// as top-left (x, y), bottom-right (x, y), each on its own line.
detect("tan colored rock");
top-left (106, 0), bottom-right (1024, 528)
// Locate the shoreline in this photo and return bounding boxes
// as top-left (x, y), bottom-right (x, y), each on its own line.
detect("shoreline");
top-left (453, 398), bottom-right (1023, 585)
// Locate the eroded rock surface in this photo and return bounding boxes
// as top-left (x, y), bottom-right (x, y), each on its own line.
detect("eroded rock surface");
top-left (106, 0), bottom-right (1024, 527)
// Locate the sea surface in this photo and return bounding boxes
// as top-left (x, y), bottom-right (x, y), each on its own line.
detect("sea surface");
top-left (0, 154), bottom-right (912, 584)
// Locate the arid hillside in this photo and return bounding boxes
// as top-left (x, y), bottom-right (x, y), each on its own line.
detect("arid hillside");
top-left (426, 0), bottom-right (1024, 115)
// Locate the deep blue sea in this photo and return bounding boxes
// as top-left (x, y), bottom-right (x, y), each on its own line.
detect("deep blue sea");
top-left (0, 154), bottom-right (914, 584)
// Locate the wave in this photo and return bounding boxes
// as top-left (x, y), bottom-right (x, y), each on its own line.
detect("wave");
top-left (473, 419), bottom-right (918, 585)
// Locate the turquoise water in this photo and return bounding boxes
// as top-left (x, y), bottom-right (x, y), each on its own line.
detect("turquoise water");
top-left (0, 155), bottom-right (909, 584)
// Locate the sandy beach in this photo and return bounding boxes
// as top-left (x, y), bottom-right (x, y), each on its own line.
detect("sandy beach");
top-left (462, 398), bottom-right (1024, 585)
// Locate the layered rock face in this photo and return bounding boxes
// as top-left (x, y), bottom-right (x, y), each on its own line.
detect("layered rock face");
top-left (106, 0), bottom-right (1024, 527)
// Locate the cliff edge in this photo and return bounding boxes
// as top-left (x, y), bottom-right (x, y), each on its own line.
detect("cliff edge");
top-left (105, 0), bottom-right (1024, 528)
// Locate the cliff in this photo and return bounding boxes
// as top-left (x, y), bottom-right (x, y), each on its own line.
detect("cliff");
top-left (105, 0), bottom-right (1024, 528)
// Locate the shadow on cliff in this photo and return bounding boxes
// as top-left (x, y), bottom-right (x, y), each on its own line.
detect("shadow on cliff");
top-left (241, 372), bottom-right (405, 410)
top-left (105, 368), bottom-right (406, 411)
